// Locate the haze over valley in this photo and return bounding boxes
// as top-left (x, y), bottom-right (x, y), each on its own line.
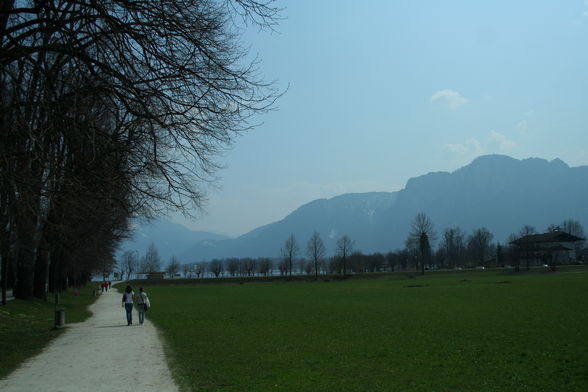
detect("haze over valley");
top-left (120, 154), bottom-right (588, 263)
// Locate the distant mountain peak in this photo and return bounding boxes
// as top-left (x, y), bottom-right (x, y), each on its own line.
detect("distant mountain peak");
top-left (123, 155), bottom-right (588, 261)
top-left (550, 158), bottom-right (569, 169)
top-left (470, 154), bottom-right (518, 165)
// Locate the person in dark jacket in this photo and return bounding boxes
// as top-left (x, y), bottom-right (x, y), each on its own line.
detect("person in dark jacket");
top-left (122, 285), bottom-right (134, 325)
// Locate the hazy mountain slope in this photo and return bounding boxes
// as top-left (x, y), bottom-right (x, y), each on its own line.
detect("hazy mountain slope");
top-left (179, 192), bottom-right (397, 261)
top-left (376, 155), bottom-right (588, 249)
top-left (117, 218), bottom-right (228, 262)
top-left (127, 155), bottom-right (588, 261)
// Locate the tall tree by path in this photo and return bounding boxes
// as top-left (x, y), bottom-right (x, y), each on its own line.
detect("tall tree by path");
top-left (0, 0), bottom-right (282, 300)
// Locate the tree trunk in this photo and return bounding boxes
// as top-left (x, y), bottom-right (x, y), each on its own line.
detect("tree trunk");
top-left (48, 244), bottom-right (64, 294)
top-left (14, 202), bottom-right (40, 300)
top-left (33, 246), bottom-right (49, 299)
top-left (0, 234), bottom-right (9, 305)
top-left (14, 246), bottom-right (35, 300)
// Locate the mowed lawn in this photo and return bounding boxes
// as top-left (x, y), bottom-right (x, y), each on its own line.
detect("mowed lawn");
top-left (145, 269), bottom-right (588, 392)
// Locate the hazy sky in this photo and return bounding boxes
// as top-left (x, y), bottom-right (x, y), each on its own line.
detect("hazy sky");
top-left (175, 0), bottom-right (588, 237)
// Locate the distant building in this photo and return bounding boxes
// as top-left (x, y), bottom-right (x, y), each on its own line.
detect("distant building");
top-left (510, 231), bottom-right (585, 268)
top-left (138, 272), bottom-right (165, 279)
top-left (578, 248), bottom-right (588, 263)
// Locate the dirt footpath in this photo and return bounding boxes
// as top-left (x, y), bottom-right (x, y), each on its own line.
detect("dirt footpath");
top-left (0, 285), bottom-right (179, 392)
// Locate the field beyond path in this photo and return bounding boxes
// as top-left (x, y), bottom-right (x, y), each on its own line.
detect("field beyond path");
top-left (145, 268), bottom-right (588, 392)
top-left (0, 285), bottom-right (178, 392)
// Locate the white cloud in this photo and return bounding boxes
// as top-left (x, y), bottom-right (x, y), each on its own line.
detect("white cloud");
top-left (444, 131), bottom-right (516, 161)
top-left (443, 138), bottom-right (482, 157)
top-left (430, 89), bottom-right (468, 110)
top-left (516, 119), bottom-right (528, 132)
top-left (488, 130), bottom-right (516, 151)
top-left (516, 109), bottom-right (534, 133)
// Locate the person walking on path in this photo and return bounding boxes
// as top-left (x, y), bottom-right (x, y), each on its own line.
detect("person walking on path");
top-left (137, 287), bottom-right (150, 325)
top-left (0, 283), bottom-right (179, 392)
top-left (122, 285), bottom-right (134, 325)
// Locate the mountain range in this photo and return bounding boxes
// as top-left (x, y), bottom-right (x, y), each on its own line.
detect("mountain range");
top-left (117, 219), bottom-right (228, 262)
top-left (118, 155), bottom-right (588, 263)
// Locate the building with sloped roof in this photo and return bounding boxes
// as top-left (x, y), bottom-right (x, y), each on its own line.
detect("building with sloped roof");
top-left (510, 231), bottom-right (585, 269)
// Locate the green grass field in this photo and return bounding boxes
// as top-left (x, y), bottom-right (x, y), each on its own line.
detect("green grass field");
top-left (0, 284), bottom-right (99, 379)
top-left (144, 268), bottom-right (588, 392)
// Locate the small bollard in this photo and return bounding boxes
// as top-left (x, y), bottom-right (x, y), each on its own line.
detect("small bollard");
top-left (54, 308), bottom-right (65, 328)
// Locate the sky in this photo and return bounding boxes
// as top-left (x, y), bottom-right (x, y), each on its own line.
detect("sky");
top-left (174, 0), bottom-right (588, 237)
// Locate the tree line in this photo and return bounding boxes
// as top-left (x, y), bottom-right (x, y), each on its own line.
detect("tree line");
top-left (403, 215), bottom-right (585, 274)
top-left (0, 0), bottom-right (281, 303)
top-left (138, 215), bottom-right (585, 280)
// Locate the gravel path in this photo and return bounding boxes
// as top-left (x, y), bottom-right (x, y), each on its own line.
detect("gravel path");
top-left (0, 286), bottom-right (179, 392)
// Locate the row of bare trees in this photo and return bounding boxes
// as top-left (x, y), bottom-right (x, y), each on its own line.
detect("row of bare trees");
top-left (402, 214), bottom-right (586, 274)
top-left (1, 1), bottom-right (280, 303)
top-left (280, 232), bottom-right (354, 279)
top-left (118, 242), bottom-right (164, 281)
top-left (176, 254), bottom-right (360, 279)
top-left (175, 233), bottom-right (354, 280)
top-left (123, 215), bottom-right (586, 281)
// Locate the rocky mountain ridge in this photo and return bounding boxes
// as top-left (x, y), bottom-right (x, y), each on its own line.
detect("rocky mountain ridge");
top-left (119, 155), bottom-right (588, 263)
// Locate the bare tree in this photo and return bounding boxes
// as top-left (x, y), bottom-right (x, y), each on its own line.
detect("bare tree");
top-left (495, 243), bottom-right (504, 268)
top-left (278, 259), bottom-right (289, 276)
top-left (166, 256), bottom-right (181, 278)
top-left (306, 232), bottom-right (326, 280)
top-left (301, 261), bottom-right (311, 275)
top-left (209, 259), bottom-right (223, 278)
top-left (142, 243), bottom-right (162, 273)
top-left (182, 263), bottom-right (190, 278)
top-left (243, 258), bottom-right (257, 276)
top-left (407, 213), bottom-right (436, 275)
top-left (194, 262), bottom-right (205, 279)
top-left (1, 0), bottom-right (282, 300)
top-left (506, 232), bottom-right (522, 271)
top-left (467, 227), bottom-right (494, 267)
top-left (120, 251), bottom-right (139, 281)
top-left (442, 227), bottom-right (466, 269)
top-left (336, 235), bottom-right (354, 277)
top-left (560, 219), bottom-right (585, 237)
top-left (227, 258), bottom-right (240, 277)
top-left (257, 258), bottom-right (272, 277)
top-left (281, 234), bottom-right (299, 280)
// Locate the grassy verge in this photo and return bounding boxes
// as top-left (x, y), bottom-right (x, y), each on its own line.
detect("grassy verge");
top-left (0, 284), bottom-right (99, 379)
top-left (144, 268), bottom-right (588, 392)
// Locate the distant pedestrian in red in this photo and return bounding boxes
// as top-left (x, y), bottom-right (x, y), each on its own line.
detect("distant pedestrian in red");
top-left (101, 282), bottom-right (106, 292)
